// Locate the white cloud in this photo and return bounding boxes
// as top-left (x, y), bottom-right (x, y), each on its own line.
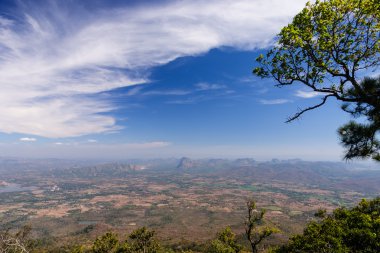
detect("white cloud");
top-left (126, 86), bottom-right (144, 96)
top-left (142, 90), bottom-right (192, 96)
top-left (196, 82), bottom-right (226, 91)
top-left (124, 142), bottom-right (171, 149)
top-left (295, 90), bottom-right (322, 98)
top-left (19, 137), bottom-right (37, 142)
top-left (259, 99), bottom-right (291, 105)
top-left (166, 95), bottom-right (207, 104)
top-left (0, 0), bottom-right (307, 138)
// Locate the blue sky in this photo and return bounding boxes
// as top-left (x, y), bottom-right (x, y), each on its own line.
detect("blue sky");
top-left (0, 0), bottom-right (354, 160)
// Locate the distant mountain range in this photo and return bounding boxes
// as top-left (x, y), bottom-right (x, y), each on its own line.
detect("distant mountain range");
top-left (176, 157), bottom-right (258, 170)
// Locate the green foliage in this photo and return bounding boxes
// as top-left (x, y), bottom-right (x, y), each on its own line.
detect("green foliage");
top-left (207, 227), bottom-right (242, 253)
top-left (70, 245), bottom-right (87, 253)
top-left (274, 197), bottom-right (380, 253)
top-left (253, 0), bottom-right (380, 161)
top-left (118, 227), bottom-right (160, 253)
top-left (314, 208), bottom-right (327, 218)
top-left (338, 77), bottom-right (380, 161)
top-left (88, 227), bottom-right (161, 253)
top-left (92, 232), bottom-right (119, 253)
top-left (245, 200), bottom-right (279, 253)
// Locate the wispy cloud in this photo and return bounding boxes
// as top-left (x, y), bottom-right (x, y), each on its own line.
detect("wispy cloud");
top-left (195, 82), bottom-right (226, 91)
top-left (166, 97), bottom-right (204, 105)
top-left (20, 137), bottom-right (37, 142)
top-left (126, 86), bottom-right (144, 96)
top-left (295, 90), bottom-right (322, 98)
top-left (142, 90), bottom-right (192, 96)
top-left (259, 99), bottom-right (291, 105)
top-left (0, 0), bottom-right (306, 138)
top-left (238, 77), bottom-right (255, 83)
top-left (124, 141), bottom-right (171, 149)
top-left (140, 82), bottom-right (229, 99)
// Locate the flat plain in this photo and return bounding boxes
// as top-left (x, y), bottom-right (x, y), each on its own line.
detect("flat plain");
top-left (1, 157), bottom-right (379, 248)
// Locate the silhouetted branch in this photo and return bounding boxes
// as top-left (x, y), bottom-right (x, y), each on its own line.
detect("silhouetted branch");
top-left (286, 95), bottom-right (334, 123)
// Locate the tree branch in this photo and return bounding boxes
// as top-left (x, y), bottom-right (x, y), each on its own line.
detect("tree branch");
top-left (286, 94), bottom-right (334, 123)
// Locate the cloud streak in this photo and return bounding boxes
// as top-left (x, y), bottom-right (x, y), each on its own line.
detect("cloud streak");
top-left (259, 99), bottom-right (291, 105)
top-left (0, 0), bottom-right (307, 138)
top-left (295, 90), bottom-right (322, 98)
top-left (195, 82), bottom-right (226, 91)
top-left (20, 137), bottom-right (37, 142)
top-left (142, 90), bottom-right (192, 96)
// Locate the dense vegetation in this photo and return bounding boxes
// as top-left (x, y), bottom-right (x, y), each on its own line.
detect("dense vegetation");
top-left (274, 197), bottom-right (380, 253)
top-left (2, 197), bottom-right (380, 252)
